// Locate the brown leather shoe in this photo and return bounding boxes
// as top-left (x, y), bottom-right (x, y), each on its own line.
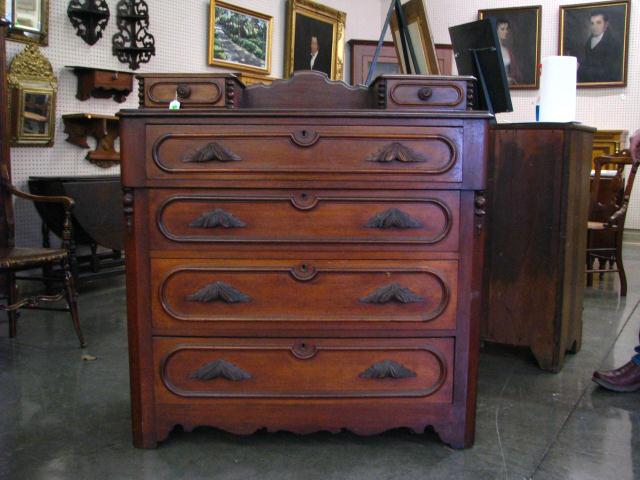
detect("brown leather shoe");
top-left (592, 361), bottom-right (640, 392)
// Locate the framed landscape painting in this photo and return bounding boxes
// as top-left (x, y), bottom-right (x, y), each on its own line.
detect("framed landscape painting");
top-left (208, 1), bottom-right (273, 75)
top-left (559, 0), bottom-right (630, 87)
top-left (478, 6), bottom-right (542, 89)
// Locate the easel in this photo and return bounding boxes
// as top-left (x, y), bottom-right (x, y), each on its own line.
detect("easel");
top-left (365, 0), bottom-right (418, 86)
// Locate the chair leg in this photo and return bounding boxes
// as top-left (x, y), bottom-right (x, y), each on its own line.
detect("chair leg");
top-left (7, 271), bottom-right (18, 338)
top-left (586, 253), bottom-right (594, 287)
top-left (61, 260), bottom-right (85, 348)
top-left (615, 247), bottom-right (627, 297)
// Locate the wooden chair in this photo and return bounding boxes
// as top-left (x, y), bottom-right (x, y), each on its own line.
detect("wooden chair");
top-left (587, 150), bottom-right (639, 296)
top-left (0, 165), bottom-right (85, 347)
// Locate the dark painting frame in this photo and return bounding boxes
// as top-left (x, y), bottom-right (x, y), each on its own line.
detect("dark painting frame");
top-left (559, 0), bottom-right (630, 88)
top-left (478, 5), bottom-right (542, 90)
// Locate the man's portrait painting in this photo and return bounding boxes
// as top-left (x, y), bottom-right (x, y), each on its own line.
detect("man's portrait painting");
top-left (479, 6), bottom-right (542, 89)
top-left (560, 1), bottom-right (630, 87)
top-left (292, 13), bottom-right (333, 77)
top-left (284, 0), bottom-right (346, 80)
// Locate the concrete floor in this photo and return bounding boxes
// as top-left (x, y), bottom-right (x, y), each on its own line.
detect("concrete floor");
top-left (1, 245), bottom-right (640, 480)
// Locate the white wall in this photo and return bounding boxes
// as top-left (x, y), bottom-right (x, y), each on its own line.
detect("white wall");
top-left (8, 0), bottom-right (639, 246)
top-left (425, 0), bottom-right (640, 228)
top-left (7, 0), bottom-right (386, 246)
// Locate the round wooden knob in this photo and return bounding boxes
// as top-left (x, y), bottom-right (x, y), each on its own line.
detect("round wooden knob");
top-left (176, 84), bottom-right (192, 99)
top-left (418, 87), bottom-right (433, 101)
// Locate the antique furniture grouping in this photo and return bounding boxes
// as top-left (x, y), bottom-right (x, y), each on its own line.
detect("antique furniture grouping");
top-left (62, 113), bottom-right (120, 167)
top-left (67, 66), bottom-right (134, 103)
top-left (8, 44), bottom-right (57, 147)
top-left (28, 175), bottom-right (125, 283)
top-left (121, 71), bottom-right (490, 449)
top-left (483, 123), bottom-right (594, 372)
top-left (67, 0), bottom-right (110, 46)
top-left (112, 0), bottom-right (155, 70)
top-left (587, 150), bottom-right (638, 296)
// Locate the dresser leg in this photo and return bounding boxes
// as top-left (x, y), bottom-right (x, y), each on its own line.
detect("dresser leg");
top-left (132, 430), bottom-right (158, 449)
top-left (432, 421), bottom-right (472, 449)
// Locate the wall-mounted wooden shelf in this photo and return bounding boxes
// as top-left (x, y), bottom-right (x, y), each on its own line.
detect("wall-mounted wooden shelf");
top-left (67, 66), bottom-right (134, 103)
top-left (62, 113), bottom-right (120, 168)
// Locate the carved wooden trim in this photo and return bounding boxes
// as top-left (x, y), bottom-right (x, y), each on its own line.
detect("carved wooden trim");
top-left (151, 132), bottom-right (458, 176)
top-left (155, 194), bottom-right (454, 245)
top-left (159, 265), bottom-right (451, 324)
top-left (186, 281), bottom-right (251, 304)
top-left (364, 208), bottom-right (423, 229)
top-left (183, 142), bottom-right (241, 163)
top-left (389, 82), bottom-right (464, 107)
top-left (188, 209), bottom-right (246, 229)
top-left (123, 188), bottom-right (134, 232)
top-left (189, 359), bottom-right (251, 381)
top-left (147, 80), bottom-right (222, 105)
top-left (359, 283), bottom-right (425, 304)
top-left (358, 360), bottom-right (417, 379)
top-left (159, 342), bottom-right (449, 398)
top-left (366, 142), bottom-right (429, 163)
top-left (466, 79), bottom-right (475, 110)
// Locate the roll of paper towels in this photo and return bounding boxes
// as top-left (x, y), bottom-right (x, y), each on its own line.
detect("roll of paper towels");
top-left (539, 56), bottom-right (577, 122)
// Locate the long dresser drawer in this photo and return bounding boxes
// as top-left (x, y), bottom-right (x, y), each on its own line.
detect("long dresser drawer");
top-left (146, 124), bottom-right (463, 182)
top-left (150, 189), bottom-right (460, 251)
top-left (154, 337), bottom-right (454, 403)
top-left (150, 258), bottom-right (459, 334)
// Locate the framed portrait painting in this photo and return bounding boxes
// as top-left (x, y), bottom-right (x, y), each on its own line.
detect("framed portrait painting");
top-left (478, 6), bottom-right (542, 89)
top-left (208, 1), bottom-right (273, 75)
top-left (559, 1), bottom-right (630, 87)
top-left (284, 0), bottom-right (346, 80)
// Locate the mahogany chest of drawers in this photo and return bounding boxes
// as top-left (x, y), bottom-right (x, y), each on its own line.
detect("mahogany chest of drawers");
top-left (120, 72), bottom-right (490, 449)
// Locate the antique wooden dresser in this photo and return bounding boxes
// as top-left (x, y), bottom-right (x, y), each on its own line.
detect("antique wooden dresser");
top-left (120, 71), bottom-right (490, 449)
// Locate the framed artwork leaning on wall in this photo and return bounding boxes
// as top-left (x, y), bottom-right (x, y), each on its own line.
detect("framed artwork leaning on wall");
top-left (559, 0), bottom-right (630, 87)
top-left (0, 0), bottom-right (49, 45)
top-left (478, 6), bottom-right (542, 89)
top-left (208, 1), bottom-right (273, 75)
top-left (284, 0), bottom-right (346, 80)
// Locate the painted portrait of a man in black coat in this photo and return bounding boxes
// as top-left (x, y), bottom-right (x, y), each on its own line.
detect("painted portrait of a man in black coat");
top-left (292, 13), bottom-right (334, 77)
top-left (577, 10), bottom-right (621, 82)
top-left (560, 2), bottom-right (630, 87)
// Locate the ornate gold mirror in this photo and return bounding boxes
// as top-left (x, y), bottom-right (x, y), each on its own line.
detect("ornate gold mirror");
top-left (1, 0), bottom-right (49, 45)
top-left (8, 44), bottom-right (57, 146)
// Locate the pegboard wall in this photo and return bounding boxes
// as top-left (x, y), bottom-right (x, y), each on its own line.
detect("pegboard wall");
top-left (424, 0), bottom-right (640, 229)
top-left (7, 0), bottom-right (386, 247)
top-left (7, 0), bottom-right (639, 247)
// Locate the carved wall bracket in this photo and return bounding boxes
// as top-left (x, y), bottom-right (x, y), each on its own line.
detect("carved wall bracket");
top-left (67, 0), bottom-right (110, 46)
top-left (67, 66), bottom-right (133, 103)
top-left (112, 0), bottom-right (155, 70)
top-left (62, 114), bottom-right (120, 168)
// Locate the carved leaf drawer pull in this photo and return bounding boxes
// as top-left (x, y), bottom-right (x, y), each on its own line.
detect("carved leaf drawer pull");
top-left (360, 283), bottom-right (425, 304)
top-left (364, 208), bottom-right (423, 229)
top-left (188, 209), bottom-right (246, 228)
top-left (359, 360), bottom-right (416, 379)
top-left (366, 142), bottom-right (428, 163)
top-left (186, 281), bottom-right (251, 303)
top-left (183, 142), bottom-right (241, 163)
top-left (189, 359), bottom-right (251, 381)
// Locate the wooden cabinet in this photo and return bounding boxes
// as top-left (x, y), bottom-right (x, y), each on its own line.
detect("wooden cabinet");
top-left (120, 71), bottom-right (489, 449)
top-left (484, 123), bottom-right (594, 372)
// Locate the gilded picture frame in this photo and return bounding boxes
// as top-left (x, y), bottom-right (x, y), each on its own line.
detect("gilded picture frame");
top-left (208, 0), bottom-right (273, 75)
top-left (479, 6), bottom-right (542, 90)
top-left (559, 0), bottom-right (630, 88)
top-left (8, 44), bottom-right (57, 147)
top-left (284, 0), bottom-right (346, 80)
top-left (1, 0), bottom-right (49, 46)
top-left (390, 0), bottom-right (439, 75)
